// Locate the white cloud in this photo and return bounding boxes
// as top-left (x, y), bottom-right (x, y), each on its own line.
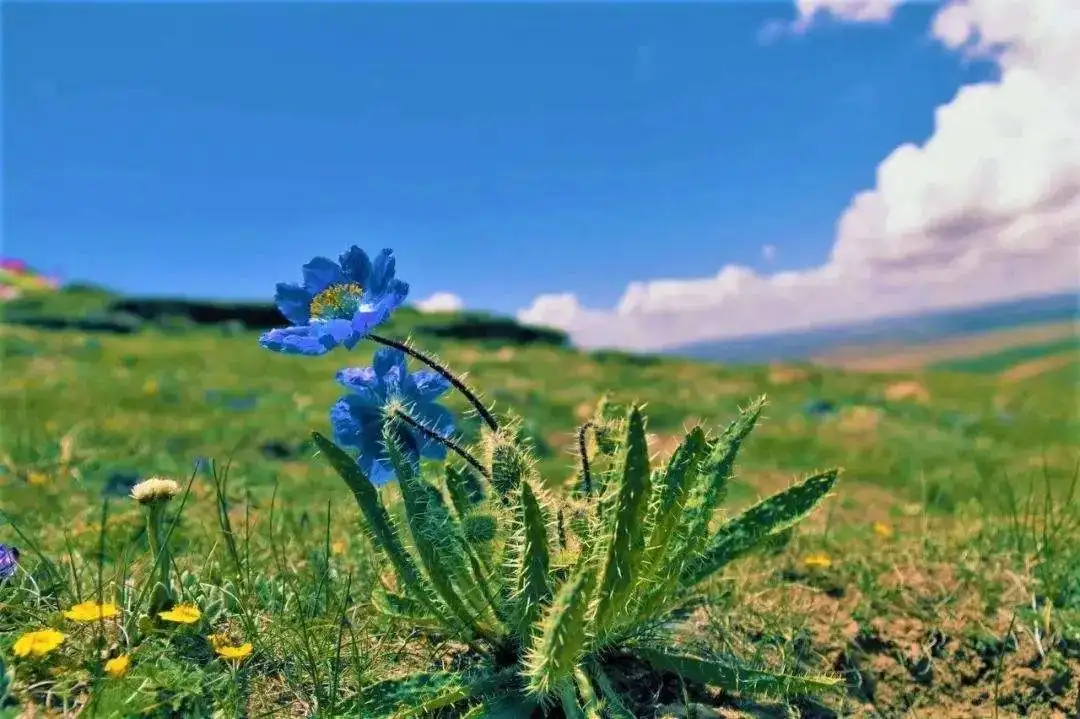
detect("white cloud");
top-left (517, 0), bottom-right (1080, 351)
top-left (762, 244), bottom-right (778, 262)
top-left (792, 0), bottom-right (903, 31)
top-left (415, 292), bottom-right (464, 313)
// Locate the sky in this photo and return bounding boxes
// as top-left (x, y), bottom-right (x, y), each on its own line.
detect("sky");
top-left (4, 0), bottom-right (1078, 350)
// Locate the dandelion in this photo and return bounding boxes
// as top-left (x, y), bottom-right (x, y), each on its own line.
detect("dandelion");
top-left (0, 544), bottom-right (19, 580)
top-left (329, 347), bottom-right (455, 486)
top-left (208, 634), bottom-right (253, 662)
top-left (130, 477), bottom-right (180, 505)
top-left (259, 246), bottom-right (409, 356)
top-left (872, 521), bottom-right (893, 538)
top-left (159, 604), bottom-right (201, 624)
top-left (803, 553), bottom-right (833, 570)
top-left (12, 629), bottom-right (65, 658)
top-left (63, 601), bottom-right (120, 622)
top-left (104, 654), bottom-right (130, 678)
top-left (132, 476), bottom-right (181, 612)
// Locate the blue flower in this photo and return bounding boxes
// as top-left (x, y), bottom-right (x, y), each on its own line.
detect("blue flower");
top-left (329, 347), bottom-right (454, 486)
top-left (0, 544), bottom-right (20, 581)
top-left (260, 247), bottom-right (409, 356)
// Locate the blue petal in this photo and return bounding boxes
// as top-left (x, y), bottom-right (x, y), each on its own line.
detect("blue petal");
top-left (372, 347), bottom-right (407, 379)
top-left (274, 283), bottom-right (312, 325)
top-left (329, 399), bottom-right (364, 448)
top-left (368, 249), bottom-right (397, 296)
top-left (338, 246), bottom-right (373, 286)
top-left (367, 458), bottom-right (397, 487)
top-left (301, 257), bottom-right (345, 295)
top-left (351, 306), bottom-right (390, 338)
top-left (415, 404), bottom-right (455, 460)
top-left (409, 370), bottom-right (451, 403)
top-left (320, 318), bottom-right (358, 345)
top-left (380, 279), bottom-right (410, 313)
top-left (336, 367), bottom-right (383, 405)
top-left (259, 325), bottom-right (332, 356)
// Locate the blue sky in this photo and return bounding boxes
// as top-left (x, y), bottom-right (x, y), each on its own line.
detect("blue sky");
top-left (4, 1), bottom-right (996, 318)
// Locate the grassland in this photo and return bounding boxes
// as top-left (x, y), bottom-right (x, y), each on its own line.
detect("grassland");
top-left (813, 320), bottom-right (1079, 374)
top-left (1, 318), bottom-right (1078, 718)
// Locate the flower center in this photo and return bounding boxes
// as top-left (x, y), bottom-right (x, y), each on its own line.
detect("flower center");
top-left (309, 282), bottom-right (364, 321)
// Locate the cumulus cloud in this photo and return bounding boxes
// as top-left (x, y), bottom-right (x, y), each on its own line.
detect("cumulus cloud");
top-left (415, 292), bottom-right (464, 313)
top-left (792, 0), bottom-right (903, 30)
top-left (517, 0), bottom-right (1080, 351)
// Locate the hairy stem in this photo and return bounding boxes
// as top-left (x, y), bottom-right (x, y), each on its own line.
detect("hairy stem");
top-left (370, 333), bottom-right (498, 432)
top-left (392, 409), bottom-right (492, 480)
top-left (577, 421), bottom-right (595, 496)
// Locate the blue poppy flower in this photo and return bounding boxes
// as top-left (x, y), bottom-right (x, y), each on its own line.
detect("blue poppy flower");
top-left (259, 247), bottom-right (409, 356)
top-left (329, 347), bottom-right (455, 486)
top-left (0, 544), bottom-right (19, 581)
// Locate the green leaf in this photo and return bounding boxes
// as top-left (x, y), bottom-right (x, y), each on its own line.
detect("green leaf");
top-left (511, 480), bottom-right (553, 633)
top-left (635, 647), bottom-right (843, 698)
top-left (361, 668), bottom-right (517, 717)
top-left (592, 405), bottom-right (652, 635)
top-left (446, 464), bottom-right (482, 518)
top-left (635, 427), bottom-right (708, 591)
top-left (683, 468), bottom-right (839, 587)
top-left (525, 564), bottom-right (597, 697)
top-left (311, 432), bottom-right (441, 620)
top-left (383, 421), bottom-right (490, 636)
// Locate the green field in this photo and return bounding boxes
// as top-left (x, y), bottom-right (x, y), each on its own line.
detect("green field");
top-left (932, 336), bottom-right (1080, 373)
top-left (1, 309), bottom-right (1078, 717)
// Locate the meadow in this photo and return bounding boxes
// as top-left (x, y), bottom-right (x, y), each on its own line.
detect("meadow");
top-left (0, 280), bottom-right (1078, 718)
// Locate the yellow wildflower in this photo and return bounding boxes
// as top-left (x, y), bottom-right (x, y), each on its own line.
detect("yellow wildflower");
top-left (331, 540), bottom-right (346, 555)
top-left (208, 634), bottom-right (253, 662)
top-left (104, 654), bottom-right (130, 678)
top-left (142, 379), bottom-right (159, 395)
top-left (872, 521), bottom-right (893, 538)
top-left (159, 604), bottom-right (201, 624)
top-left (803, 553), bottom-right (833, 570)
top-left (27, 471), bottom-right (49, 486)
top-left (12, 629), bottom-right (65, 658)
top-left (64, 601), bottom-right (120, 622)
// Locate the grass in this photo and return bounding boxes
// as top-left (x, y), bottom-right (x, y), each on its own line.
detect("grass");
top-left (1, 321), bottom-right (1078, 717)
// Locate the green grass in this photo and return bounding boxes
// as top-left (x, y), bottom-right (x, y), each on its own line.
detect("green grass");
top-left (931, 336), bottom-right (1079, 373)
top-left (1, 322), bottom-right (1078, 717)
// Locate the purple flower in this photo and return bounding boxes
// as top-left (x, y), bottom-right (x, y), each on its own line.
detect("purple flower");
top-left (0, 544), bottom-right (20, 580)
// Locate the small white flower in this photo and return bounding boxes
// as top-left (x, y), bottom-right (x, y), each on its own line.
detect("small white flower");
top-left (131, 477), bottom-right (181, 504)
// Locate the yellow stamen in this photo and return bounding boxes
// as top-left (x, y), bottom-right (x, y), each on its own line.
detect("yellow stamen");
top-left (309, 282), bottom-right (364, 320)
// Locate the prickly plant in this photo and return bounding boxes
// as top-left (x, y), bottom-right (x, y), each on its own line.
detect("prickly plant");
top-left (314, 394), bottom-right (842, 717)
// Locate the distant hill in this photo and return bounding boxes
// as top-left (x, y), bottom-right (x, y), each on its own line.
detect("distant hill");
top-left (667, 291), bottom-right (1079, 365)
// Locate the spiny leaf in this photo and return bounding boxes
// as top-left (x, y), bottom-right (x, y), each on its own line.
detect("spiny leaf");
top-left (592, 405), bottom-right (651, 635)
top-left (637, 427), bottom-right (708, 585)
top-left (573, 667), bottom-right (604, 719)
top-left (361, 668), bottom-right (517, 717)
top-left (525, 563), bottom-right (597, 697)
top-left (683, 468), bottom-right (840, 587)
top-left (371, 587), bottom-right (448, 633)
top-left (511, 480), bottom-right (553, 634)
top-left (446, 464), bottom-right (483, 518)
top-left (383, 421), bottom-right (489, 636)
top-left (635, 647), bottom-right (843, 698)
top-left (311, 431), bottom-right (441, 621)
